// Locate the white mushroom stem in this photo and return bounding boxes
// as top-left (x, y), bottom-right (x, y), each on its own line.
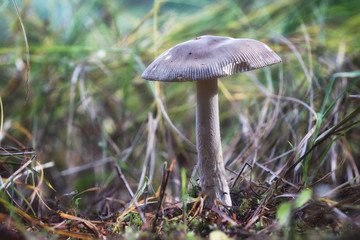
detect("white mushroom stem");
top-left (196, 78), bottom-right (232, 207)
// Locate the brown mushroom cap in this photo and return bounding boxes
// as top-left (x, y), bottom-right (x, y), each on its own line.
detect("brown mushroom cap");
top-left (141, 35), bottom-right (281, 82)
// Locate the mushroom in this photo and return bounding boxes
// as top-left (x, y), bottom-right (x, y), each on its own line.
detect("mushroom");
top-left (141, 35), bottom-right (281, 207)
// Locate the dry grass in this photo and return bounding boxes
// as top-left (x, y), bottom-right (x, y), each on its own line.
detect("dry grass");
top-left (0, 0), bottom-right (360, 239)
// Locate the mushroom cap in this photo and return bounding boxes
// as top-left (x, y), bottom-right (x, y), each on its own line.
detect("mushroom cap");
top-left (141, 35), bottom-right (281, 82)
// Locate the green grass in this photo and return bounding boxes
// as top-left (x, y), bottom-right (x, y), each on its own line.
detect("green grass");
top-left (0, 0), bottom-right (360, 239)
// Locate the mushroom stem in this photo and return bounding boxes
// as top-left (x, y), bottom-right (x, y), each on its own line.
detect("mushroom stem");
top-left (196, 78), bottom-right (232, 207)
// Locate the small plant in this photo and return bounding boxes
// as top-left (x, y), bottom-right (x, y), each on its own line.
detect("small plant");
top-left (123, 212), bottom-right (143, 230)
top-left (191, 218), bottom-right (212, 237)
top-left (276, 189), bottom-right (312, 229)
top-left (238, 199), bottom-right (250, 217)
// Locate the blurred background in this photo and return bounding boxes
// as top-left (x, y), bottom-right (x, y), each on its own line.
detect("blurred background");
top-left (0, 0), bottom-right (359, 216)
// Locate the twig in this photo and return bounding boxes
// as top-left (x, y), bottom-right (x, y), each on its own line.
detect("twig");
top-left (60, 157), bottom-right (113, 176)
top-left (152, 160), bottom-right (172, 232)
top-left (0, 158), bottom-right (34, 191)
top-left (0, 147), bottom-right (35, 157)
top-left (0, 151), bottom-right (36, 157)
top-left (244, 184), bottom-right (275, 230)
top-left (211, 205), bottom-right (237, 226)
top-left (255, 162), bottom-right (299, 189)
top-left (231, 162), bottom-right (250, 188)
top-left (113, 161), bottom-right (147, 226)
